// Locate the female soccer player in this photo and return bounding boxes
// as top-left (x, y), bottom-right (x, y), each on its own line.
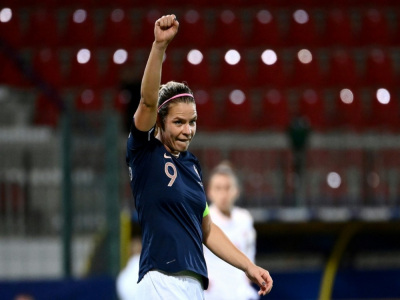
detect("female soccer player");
top-left (126, 14), bottom-right (273, 299)
top-left (204, 162), bottom-right (259, 300)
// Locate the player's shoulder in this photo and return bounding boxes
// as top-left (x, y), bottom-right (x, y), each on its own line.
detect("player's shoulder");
top-left (232, 207), bottom-right (254, 223)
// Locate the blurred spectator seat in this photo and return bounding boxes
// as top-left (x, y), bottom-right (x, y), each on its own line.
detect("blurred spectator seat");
top-left (217, 49), bottom-right (249, 88)
top-left (192, 89), bottom-right (218, 131)
top-left (223, 89), bottom-right (253, 130)
top-left (324, 9), bottom-right (354, 46)
top-left (212, 10), bottom-right (244, 47)
top-left (0, 7), bottom-right (22, 47)
top-left (175, 10), bottom-right (207, 48)
top-left (286, 9), bottom-right (319, 46)
top-left (137, 10), bottom-right (162, 48)
top-left (101, 49), bottom-right (131, 88)
top-left (25, 9), bottom-right (59, 47)
top-left (259, 89), bottom-right (289, 131)
top-left (369, 88), bottom-right (399, 131)
top-left (250, 10), bottom-right (281, 47)
top-left (180, 49), bottom-right (210, 88)
top-left (0, 54), bottom-right (30, 87)
top-left (67, 49), bottom-right (99, 88)
top-left (364, 49), bottom-right (395, 87)
top-left (98, 8), bottom-right (133, 48)
top-left (359, 9), bottom-right (391, 46)
top-left (333, 88), bottom-right (364, 131)
top-left (291, 49), bottom-right (322, 87)
top-left (62, 9), bottom-right (96, 47)
top-left (298, 89), bottom-right (325, 130)
top-left (161, 53), bottom-right (175, 83)
top-left (33, 48), bottom-right (63, 88)
top-left (34, 94), bottom-right (61, 127)
top-left (75, 89), bottom-right (103, 111)
top-left (328, 50), bottom-right (358, 87)
top-left (253, 49), bottom-right (286, 88)
top-left (113, 89), bottom-right (130, 113)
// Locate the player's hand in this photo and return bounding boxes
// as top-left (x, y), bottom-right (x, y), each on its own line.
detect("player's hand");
top-left (245, 264), bottom-right (273, 296)
top-left (154, 14), bottom-right (179, 49)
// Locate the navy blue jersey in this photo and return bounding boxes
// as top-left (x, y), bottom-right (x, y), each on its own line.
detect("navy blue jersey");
top-left (126, 119), bottom-right (209, 289)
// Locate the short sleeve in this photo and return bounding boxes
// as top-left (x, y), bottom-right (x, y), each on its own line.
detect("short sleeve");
top-left (128, 118), bottom-right (155, 150)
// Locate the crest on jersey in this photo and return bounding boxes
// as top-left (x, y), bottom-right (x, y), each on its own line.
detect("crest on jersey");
top-left (129, 167), bottom-right (133, 181)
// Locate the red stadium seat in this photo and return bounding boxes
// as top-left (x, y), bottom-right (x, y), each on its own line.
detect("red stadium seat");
top-left (298, 89), bottom-right (326, 130)
top-left (192, 89), bottom-right (218, 131)
top-left (291, 49), bottom-right (322, 87)
top-left (32, 48), bottom-right (63, 88)
top-left (67, 49), bottom-right (99, 88)
top-left (333, 88), bottom-right (365, 131)
top-left (0, 7), bottom-right (23, 47)
top-left (137, 10), bottom-right (162, 48)
top-left (101, 49), bottom-right (132, 88)
top-left (249, 9), bottom-right (281, 47)
top-left (113, 89), bottom-right (130, 113)
top-left (180, 49), bottom-right (210, 88)
top-left (212, 10), bottom-right (245, 47)
top-left (223, 89), bottom-right (253, 131)
top-left (286, 9), bottom-right (319, 46)
top-left (175, 10), bottom-right (208, 48)
top-left (324, 9), bottom-right (354, 46)
top-left (75, 89), bottom-right (103, 111)
top-left (359, 9), bottom-right (391, 46)
top-left (0, 54), bottom-right (30, 87)
top-left (34, 94), bottom-right (61, 127)
top-left (260, 89), bottom-right (290, 131)
top-left (327, 50), bottom-right (358, 88)
top-left (161, 53), bottom-right (175, 84)
top-left (253, 49), bottom-right (286, 88)
top-left (217, 49), bottom-right (249, 88)
top-left (364, 49), bottom-right (395, 87)
top-left (369, 88), bottom-right (399, 131)
top-left (98, 8), bottom-right (134, 48)
top-left (25, 9), bottom-right (59, 47)
top-left (62, 8), bottom-right (96, 47)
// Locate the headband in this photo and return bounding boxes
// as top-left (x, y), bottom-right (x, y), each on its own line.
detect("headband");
top-left (157, 93), bottom-right (194, 112)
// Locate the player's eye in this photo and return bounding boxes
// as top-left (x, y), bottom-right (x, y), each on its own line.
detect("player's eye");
top-left (174, 120), bottom-right (182, 125)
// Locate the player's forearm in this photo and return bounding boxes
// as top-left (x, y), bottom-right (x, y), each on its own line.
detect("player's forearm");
top-left (203, 222), bottom-right (253, 273)
top-left (140, 42), bottom-right (167, 108)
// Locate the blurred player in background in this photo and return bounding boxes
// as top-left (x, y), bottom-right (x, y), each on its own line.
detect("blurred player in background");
top-left (204, 162), bottom-right (259, 300)
top-left (116, 235), bottom-right (142, 300)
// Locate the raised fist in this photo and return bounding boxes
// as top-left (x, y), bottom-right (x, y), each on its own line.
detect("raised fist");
top-left (154, 14), bottom-right (179, 47)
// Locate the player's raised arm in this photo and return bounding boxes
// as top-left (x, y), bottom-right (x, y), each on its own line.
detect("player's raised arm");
top-left (134, 14), bottom-right (179, 132)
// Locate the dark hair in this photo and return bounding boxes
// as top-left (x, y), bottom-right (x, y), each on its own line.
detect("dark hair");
top-left (157, 81), bottom-right (195, 128)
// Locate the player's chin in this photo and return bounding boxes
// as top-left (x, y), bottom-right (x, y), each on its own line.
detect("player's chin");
top-left (176, 140), bottom-right (190, 152)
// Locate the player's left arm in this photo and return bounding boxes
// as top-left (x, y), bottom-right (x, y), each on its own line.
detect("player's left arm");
top-left (202, 214), bottom-right (273, 296)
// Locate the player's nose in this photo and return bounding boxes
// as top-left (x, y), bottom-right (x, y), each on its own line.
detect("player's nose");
top-left (182, 123), bottom-right (191, 135)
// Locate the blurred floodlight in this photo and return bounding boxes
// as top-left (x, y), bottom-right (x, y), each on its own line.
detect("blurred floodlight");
top-left (376, 88), bottom-right (390, 104)
top-left (261, 49), bottom-right (277, 65)
top-left (0, 8), bottom-right (12, 23)
top-left (257, 10), bottom-right (272, 24)
top-left (113, 49), bottom-right (128, 64)
top-left (298, 49), bottom-right (312, 64)
top-left (187, 49), bottom-right (203, 65)
top-left (73, 9), bottom-right (87, 23)
top-left (225, 50), bottom-right (241, 65)
top-left (77, 49), bottom-right (91, 64)
top-left (304, 89), bottom-right (317, 104)
top-left (111, 9), bottom-right (124, 22)
top-left (82, 89), bottom-right (94, 104)
top-left (194, 90), bottom-right (209, 104)
top-left (293, 9), bottom-right (309, 24)
top-left (267, 89), bottom-right (281, 104)
top-left (229, 90), bottom-right (245, 105)
top-left (367, 172), bottom-right (380, 188)
top-left (340, 89), bottom-right (354, 104)
top-left (221, 10), bottom-right (235, 23)
top-left (327, 172), bottom-right (341, 189)
top-left (185, 10), bottom-right (200, 24)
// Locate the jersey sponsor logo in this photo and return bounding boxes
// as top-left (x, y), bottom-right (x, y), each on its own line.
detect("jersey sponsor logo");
top-left (164, 153), bottom-right (172, 159)
top-left (165, 162), bottom-right (177, 187)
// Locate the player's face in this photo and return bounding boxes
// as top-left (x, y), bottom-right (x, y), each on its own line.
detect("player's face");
top-left (161, 102), bottom-right (197, 155)
top-left (208, 174), bottom-right (239, 214)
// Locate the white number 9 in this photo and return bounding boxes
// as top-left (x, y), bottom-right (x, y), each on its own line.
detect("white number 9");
top-left (165, 162), bottom-right (177, 187)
